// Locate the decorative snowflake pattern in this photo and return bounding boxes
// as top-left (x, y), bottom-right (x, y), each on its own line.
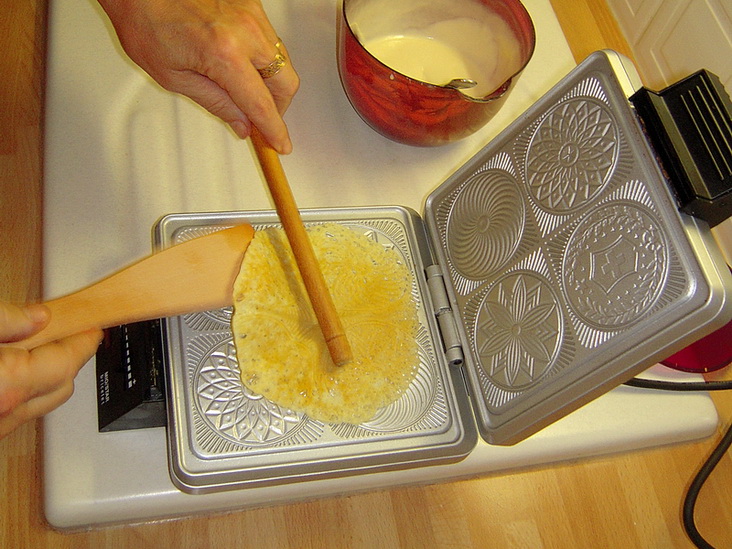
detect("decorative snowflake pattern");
top-left (526, 99), bottom-right (618, 212)
top-left (195, 340), bottom-right (302, 444)
top-left (476, 273), bottom-right (561, 389)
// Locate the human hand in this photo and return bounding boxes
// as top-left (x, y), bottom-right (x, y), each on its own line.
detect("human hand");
top-left (0, 303), bottom-right (103, 440)
top-left (98, 0), bottom-right (300, 154)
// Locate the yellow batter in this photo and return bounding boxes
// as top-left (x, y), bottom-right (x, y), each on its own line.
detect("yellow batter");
top-left (232, 223), bottom-right (419, 424)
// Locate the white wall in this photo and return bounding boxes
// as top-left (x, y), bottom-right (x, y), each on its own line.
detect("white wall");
top-left (605, 0), bottom-right (732, 257)
top-left (606, 0), bottom-right (732, 91)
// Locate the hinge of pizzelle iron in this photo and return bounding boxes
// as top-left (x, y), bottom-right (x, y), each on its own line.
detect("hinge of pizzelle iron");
top-left (425, 265), bottom-right (464, 367)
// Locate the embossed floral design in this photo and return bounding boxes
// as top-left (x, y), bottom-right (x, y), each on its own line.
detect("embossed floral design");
top-left (195, 339), bottom-right (303, 444)
top-left (526, 99), bottom-right (618, 212)
top-left (476, 273), bottom-right (561, 389)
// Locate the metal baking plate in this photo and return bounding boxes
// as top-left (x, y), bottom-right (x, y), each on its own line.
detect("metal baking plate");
top-left (155, 207), bottom-right (477, 494)
top-left (424, 50), bottom-right (731, 444)
top-left (155, 51), bottom-right (731, 493)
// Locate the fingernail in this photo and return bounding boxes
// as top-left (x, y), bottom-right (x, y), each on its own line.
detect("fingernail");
top-left (23, 304), bottom-right (50, 325)
top-left (278, 138), bottom-right (293, 155)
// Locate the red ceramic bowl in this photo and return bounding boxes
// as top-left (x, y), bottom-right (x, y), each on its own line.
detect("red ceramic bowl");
top-left (337, 0), bottom-right (536, 146)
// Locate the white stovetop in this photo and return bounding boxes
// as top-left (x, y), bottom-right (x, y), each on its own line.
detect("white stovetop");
top-left (42, 0), bottom-right (721, 530)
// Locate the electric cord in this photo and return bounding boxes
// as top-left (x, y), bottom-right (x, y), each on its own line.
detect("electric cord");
top-left (683, 421), bottom-right (732, 549)
top-left (624, 376), bottom-right (732, 549)
top-left (624, 378), bottom-right (732, 391)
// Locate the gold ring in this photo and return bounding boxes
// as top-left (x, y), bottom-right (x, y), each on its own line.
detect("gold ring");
top-left (257, 41), bottom-right (286, 79)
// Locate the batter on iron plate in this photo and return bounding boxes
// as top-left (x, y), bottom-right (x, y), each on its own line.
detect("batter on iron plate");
top-left (232, 223), bottom-right (420, 424)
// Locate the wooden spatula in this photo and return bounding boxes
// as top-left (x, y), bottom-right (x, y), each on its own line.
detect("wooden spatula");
top-left (11, 224), bottom-right (255, 350)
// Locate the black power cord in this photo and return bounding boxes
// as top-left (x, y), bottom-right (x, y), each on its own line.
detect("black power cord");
top-left (683, 421), bottom-right (732, 549)
top-left (624, 378), bottom-right (732, 392)
top-left (624, 376), bottom-right (732, 549)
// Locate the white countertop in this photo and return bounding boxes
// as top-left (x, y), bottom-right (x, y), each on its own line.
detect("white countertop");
top-left (42, 0), bottom-right (720, 530)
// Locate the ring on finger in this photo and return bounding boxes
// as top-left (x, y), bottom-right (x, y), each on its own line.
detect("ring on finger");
top-left (257, 41), bottom-right (287, 79)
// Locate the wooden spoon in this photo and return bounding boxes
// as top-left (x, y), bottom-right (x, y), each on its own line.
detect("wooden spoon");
top-left (11, 224), bottom-right (255, 350)
top-left (250, 127), bottom-right (353, 366)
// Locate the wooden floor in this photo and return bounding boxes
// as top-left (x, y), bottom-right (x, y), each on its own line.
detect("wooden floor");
top-left (1, 0), bottom-right (730, 547)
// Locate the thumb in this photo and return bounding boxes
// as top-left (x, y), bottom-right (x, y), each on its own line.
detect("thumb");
top-left (0, 303), bottom-right (50, 342)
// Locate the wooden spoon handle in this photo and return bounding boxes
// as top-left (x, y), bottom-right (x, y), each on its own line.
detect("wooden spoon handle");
top-left (13, 224), bottom-right (255, 350)
top-left (250, 128), bottom-right (353, 366)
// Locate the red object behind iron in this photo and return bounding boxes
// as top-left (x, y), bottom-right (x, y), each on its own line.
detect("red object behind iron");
top-left (661, 310), bottom-right (732, 373)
